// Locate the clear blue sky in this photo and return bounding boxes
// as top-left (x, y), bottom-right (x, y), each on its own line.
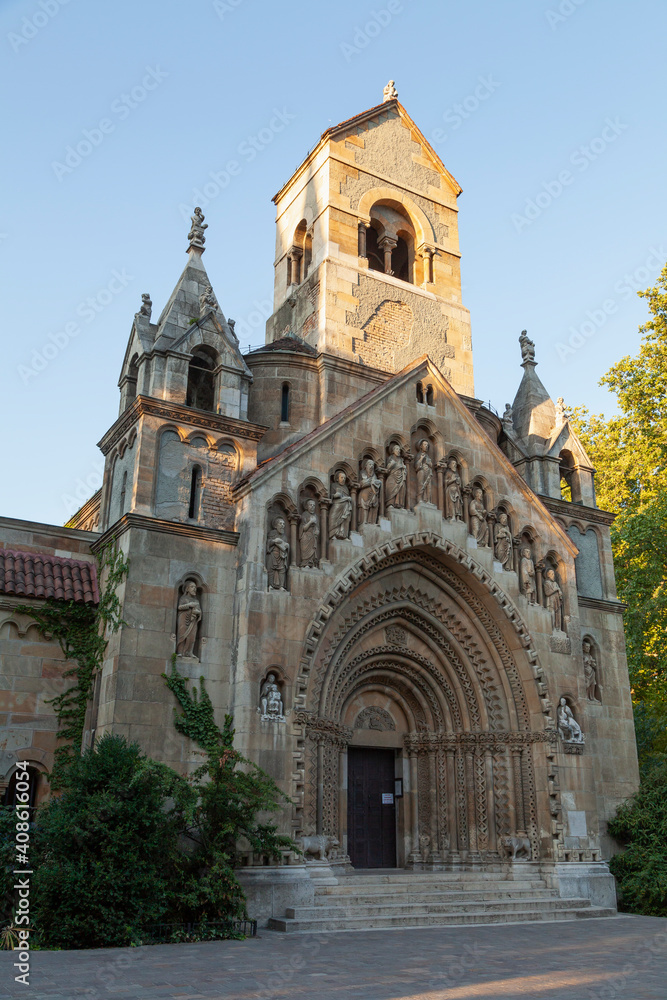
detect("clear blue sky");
top-left (2, 0), bottom-right (666, 525)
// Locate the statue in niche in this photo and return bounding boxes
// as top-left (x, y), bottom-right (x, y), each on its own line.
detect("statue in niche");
top-left (357, 459), bottom-right (381, 525)
top-left (385, 443), bottom-right (407, 508)
top-left (414, 439), bottom-right (433, 504)
top-left (199, 284), bottom-right (218, 314)
top-left (519, 329), bottom-right (535, 363)
top-left (298, 498), bottom-right (320, 567)
top-left (266, 516), bottom-right (290, 590)
top-left (520, 547), bottom-right (536, 603)
top-left (444, 458), bottom-right (463, 520)
top-left (493, 512), bottom-right (513, 569)
top-left (544, 567), bottom-right (564, 631)
top-left (557, 697), bottom-right (584, 744)
top-left (176, 580), bottom-right (202, 658)
top-left (583, 640), bottom-right (600, 702)
top-left (259, 673), bottom-right (285, 721)
top-left (137, 292), bottom-right (152, 319)
top-left (502, 403), bottom-right (514, 435)
top-left (468, 487), bottom-right (489, 545)
top-left (329, 471), bottom-right (353, 540)
top-left (188, 206), bottom-right (208, 247)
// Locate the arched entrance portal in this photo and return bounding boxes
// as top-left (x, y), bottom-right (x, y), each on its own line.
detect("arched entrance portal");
top-left (294, 541), bottom-right (557, 868)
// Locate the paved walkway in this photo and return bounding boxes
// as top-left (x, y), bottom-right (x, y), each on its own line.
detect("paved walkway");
top-left (1, 915), bottom-right (666, 999)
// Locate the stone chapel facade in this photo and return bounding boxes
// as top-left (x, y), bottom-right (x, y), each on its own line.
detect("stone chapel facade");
top-left (0, 89), bottom-right (639, 921)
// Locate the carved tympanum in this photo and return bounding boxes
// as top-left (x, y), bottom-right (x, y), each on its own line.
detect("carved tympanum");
top-left (354, 706), bottom-right (395, 731)
top-left (385, 443), bottom-right (407, 508)
top-left (385, 625), bottom-right (408, 647)
top-left (266, 516), bottom-right (290, 590)
top-left (329, 472), bottom-right (352, 540)
top-left (299, 498), bottom-right (320, 567)
top-left (176, 580), bottom-right (202, 658)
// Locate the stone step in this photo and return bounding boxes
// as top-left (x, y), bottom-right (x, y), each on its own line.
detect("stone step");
top-left (269, 905), bottom-right (616, 933)
top-left (312, 888), bottom-right (560, 906)
top-left (286, 895), bottom-right (588, 920)
top-left (317, 879), bottom-right (549, 897)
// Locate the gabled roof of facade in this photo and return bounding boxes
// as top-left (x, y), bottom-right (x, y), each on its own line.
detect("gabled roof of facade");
top-left (272, 98), bottom-right (462, 204)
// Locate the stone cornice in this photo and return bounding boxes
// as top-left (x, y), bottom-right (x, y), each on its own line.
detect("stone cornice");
top-left (539, 496), bottom-right (616, 526)
top-left (97, 396), bottom-right (268, 455)
top-left (577, 595), bottom-right (626, 615)
top-left (90, 513), bottom-right (239, 552)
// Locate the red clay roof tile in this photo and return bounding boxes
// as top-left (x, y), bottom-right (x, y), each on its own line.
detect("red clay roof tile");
top-left (0, 549), bottom-right (98, 604)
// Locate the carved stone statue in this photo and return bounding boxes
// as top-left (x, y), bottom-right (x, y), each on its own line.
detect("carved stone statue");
top-left (520, 547), bottom-right (536, 604)
top-left (583, 640), bottom-right (600, 702)
top-left (555, 397), bottom-right (566, 424)
top-left (357, 459), bottom-right (381, 526)
top-left (544, 567), bottom-right (564, 631)
top-left (266, 516), bottom-right (290, 590)
top-left (259, 673), bottom-right (285, 721)
top-left (558, 697), bottom-right (584, 744)
top-left (519, 329), bottom-right (535, 363)
top-left (227, 318), bottom-right (238, 342)
top-left (329, 471), bottom-right (353, 540)
top-left (414, 439), bottom-right (433, 504)
top-left (299, 498), bottom-right (320, 567)
top-left (468, 487), bottom-right (489, 545)
top-left (444, 458), bottom-right (463, 520)
top-left (502, 403), bottom-right (513, 434)
top-left (385, 443), bottom-right (407, 508)
top-left (383, 79), bottom-right (398, 102)
top-left (200, 284), bottom-right (218, 314)
top-left (176, 580), bottom-right (202, 658)
top-left (188, 206), bottom-right (208, 248)
top-left (137, 292), bottom-right (152, 319)
top-left (493, 512), bottom-right (513, 570)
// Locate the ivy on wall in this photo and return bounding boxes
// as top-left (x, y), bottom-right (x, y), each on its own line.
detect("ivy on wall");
top-left (15, 543), bottom-right (129, 785)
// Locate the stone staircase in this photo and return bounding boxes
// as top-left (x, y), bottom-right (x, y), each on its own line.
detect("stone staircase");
top-left (268, 869), bottom-right (616, 932)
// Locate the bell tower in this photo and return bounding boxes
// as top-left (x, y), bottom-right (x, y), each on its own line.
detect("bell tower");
top-left (265, 83), bottom-right (474, 396)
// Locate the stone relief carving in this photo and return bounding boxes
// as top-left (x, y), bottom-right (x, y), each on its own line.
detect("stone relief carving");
top-left (188, 206), bottom-right (208, 248)
top-left (414, 439), bottom-right (433, 504)
top-left (357, 458), bottom-right (381, 525)
top-left (136, 292), bottom-right (152, 319)
top-left (299, 498), bottom-right (320, 567)
top-left (468, 487), bottom-right (489, 545)
top-left (329, 472), bottom-right (353, 540)
top-left (176, 580), bottom-right (202, 658)
top-left (493, 512), bottom-right (513, 570)
top-left (520, 547), bottom-right (536, 604)
top-left (384, 443), bottom-right (407, 508)
top-left (544, 567), bottom-right (564, 632)
top-left (259, 673), bottom-right (285, 721)
top-left (519, 329), bottom-right (535, 363)
top-left (444, 458), bottom-right (463, 520)
top-left (199, 284), bottom-right (218, 314)
top-left (583, 639), bottom-right (601, 702)
top-left (557, 697), bottom-right (584, 746)
top-left (385, 624), bottom-right (408, 647)
top-left (266, 516), bottom-right (290, 590)
top-left (383, 80), bottom-right (398, 102)
top-left (354, 706), bottom-right (396, 731)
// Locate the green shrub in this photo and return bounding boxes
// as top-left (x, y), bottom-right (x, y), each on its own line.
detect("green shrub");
top-left (609, 756), bottom-right (667, 916)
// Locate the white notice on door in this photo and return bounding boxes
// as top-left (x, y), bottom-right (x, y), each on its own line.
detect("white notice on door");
top-left (381, 793), bottom-right (394, 805)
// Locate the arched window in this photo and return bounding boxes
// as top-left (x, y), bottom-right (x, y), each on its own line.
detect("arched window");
top-left (559, 450), bottom-right (577, 502)
top-left (425, 384), bottom-right (435, 406)
top-left (281, 382), bottom-right (290, 423)
top-left (391, 236), bottom-right (411, 283)
top-left (416, 381), bottom-right (424, 404)
top-left (188, 465), bottom-right (202, 520)
top-left (366, 203), bottom-right (416, 283)
top-left (366, 225), bottom-right (384, 273)
top-left (186, 349), bottom-right (217, 411)
top-left (126, 354), bottom-right (139, 404)
top-left (119, 470), bottom-right (128, 514)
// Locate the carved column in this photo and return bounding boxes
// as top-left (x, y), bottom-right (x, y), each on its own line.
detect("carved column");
top-left (289, 246), bottom-right (303, 285)
top-left (465, 747), bottom-right (480, 862)
top-left (316, 738), bottom-right (325, 834)
top-left (378, 235), bottom-right (397, 274)
top-left (428, 749), bottom-right (441, 863)
top-left (338, 743), bottom-right (348, 855)
top-left (536, 561), bottom-right (545, 607)
top-left (358, 222), bottom-right (367, 258)
top-left (512, 536), bottom-right (522, 575)
top-left (288, 512), bottom-right (298, 573)
top-left (421, 246), bottom-right (434, 286)
top-left (319, 498), bottom-right (330, 562)
top-left (350, 483), bottom-right (359, 532)
top-left (445, 748), bottom-right (459, 863)
top-left (436, 462), bottom-right (446, 517)
top-left (462, 485), bottom-right (472, 533)
top-left (511, 748), bottom-right (526, 835)
top-left (455, 747), bottom-right (468, 858)
top-left (407, 749), bottom-right (422, 865)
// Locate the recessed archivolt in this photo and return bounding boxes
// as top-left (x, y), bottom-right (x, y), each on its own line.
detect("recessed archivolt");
top-left (296, 532), bottom-right (549, 733)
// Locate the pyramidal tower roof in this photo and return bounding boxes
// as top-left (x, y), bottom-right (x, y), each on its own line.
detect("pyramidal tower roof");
top-left (510, 331), bottom-right (557, 449)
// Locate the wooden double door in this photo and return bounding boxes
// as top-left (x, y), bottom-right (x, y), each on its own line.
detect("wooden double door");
top-left (347, 747), bottom-right (397, 868)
